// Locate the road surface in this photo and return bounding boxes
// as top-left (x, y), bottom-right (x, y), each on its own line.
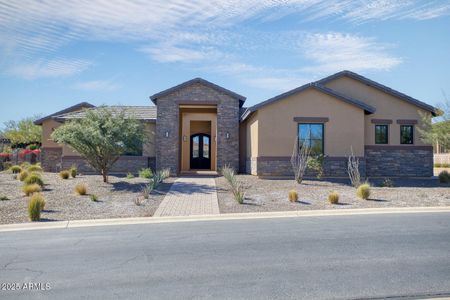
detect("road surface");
top-left (1, 212), bottom-right (450, 299)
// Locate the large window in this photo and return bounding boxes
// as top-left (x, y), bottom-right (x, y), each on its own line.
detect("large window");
top-left (375, 125), bottom-right (388, 144)
top-left (298, 123), bottom-right (324, 155)
top-left (400, 125), bottom-right (414, 144)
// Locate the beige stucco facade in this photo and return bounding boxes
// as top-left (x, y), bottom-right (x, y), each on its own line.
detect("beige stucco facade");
top-left (324, 76), bottom-right (428, 146)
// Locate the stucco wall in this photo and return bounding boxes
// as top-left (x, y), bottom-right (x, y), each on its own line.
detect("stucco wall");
top-left (324, 76), bottom-right (431, 146)
top-left (42, 119), bottom-right (79, 156)
top-left (256, 88), bottom-right (365, 158)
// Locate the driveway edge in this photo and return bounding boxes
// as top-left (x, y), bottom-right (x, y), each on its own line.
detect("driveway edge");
top-left (2, 206), bottom-right (450, 232)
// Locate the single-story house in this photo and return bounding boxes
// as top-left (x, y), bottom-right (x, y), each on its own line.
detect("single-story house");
top-left (35, 70), bottom-right (438, 177)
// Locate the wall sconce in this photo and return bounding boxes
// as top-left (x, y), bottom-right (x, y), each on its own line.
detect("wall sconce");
top-left (226, 132), bottom-right (230, 139)
top-left (165, 131), bottom-right (169, 138)
top-left (183, 135), bottom-right (187, 142)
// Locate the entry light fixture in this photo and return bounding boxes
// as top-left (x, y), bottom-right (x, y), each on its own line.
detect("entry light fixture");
top-left (165, 131), bottom-right (169, 138)
top-left (226, 132), bottom-right (230, 139)
top-left (183, 135), bottom-right (187, 142)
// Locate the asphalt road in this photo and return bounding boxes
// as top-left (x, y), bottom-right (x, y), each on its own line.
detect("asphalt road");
top-left (1, 212), bottom-right (450, 299)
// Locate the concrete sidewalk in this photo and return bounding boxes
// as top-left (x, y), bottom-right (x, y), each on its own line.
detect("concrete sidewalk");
top-left (153, 177), bottom-right (220, 217)
top-left (2, 206), bottom-right (450, 232)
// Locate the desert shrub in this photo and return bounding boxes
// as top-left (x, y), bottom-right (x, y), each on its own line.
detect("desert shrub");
top-left (142, 185), bottom-right (151, 199)
top-left (10, 165), bottom-right (22, 174)
top-left (435, 163), bottom-right (450, 168)
top-left (0, 195), bottom-right (9, 201)
top-left (126, 172), bottom-right (134, 179)
top-left (149, 168), bottom-right (171, 190)
top-left (20, 162), bottom-right (31, 169)
top-left (27, 165), bottom-right (42, 172)
top-left (160, 168), bottom-right (170, 180)
top-left (380, 178), bottom-right (394, 188)
top-left (307, 155), bottom-right (324, 179)
top-left (59, 170), bottom-right (70, 179)
top-left (438, 170), bottom-right (450, 184)
top-left (22, 183), bottom-right (42, 196)
top-left (288, 190), bottom-right (298, 202)
top-left (70, 165), bottom-right (77, 178)
top-left (28, 193), bottom-right (45, 221)
top-left (221, 166), bottom-right (245, 204)
top-left (328, 191), bottom-right (339, 204)
top-left (18, 170), bottom-right (29, 181)
top-left (90, 194), bottom-right (98, 202)
top-left (75, 183), bottom-right (87, 195)
top-left (24, 173), bottom-right (44, 187)
top-left (356, 183), bottom-right (371, 200)
top-left (134, 196), bottom-right (145, 206)
top-left (139, 168), bottom-right (152, 179)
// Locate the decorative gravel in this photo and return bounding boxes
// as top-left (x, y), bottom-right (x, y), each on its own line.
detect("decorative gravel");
top-left (0, 172), bottom-right (174, 224)
top-left (216, 175), bottom-right (450, 214)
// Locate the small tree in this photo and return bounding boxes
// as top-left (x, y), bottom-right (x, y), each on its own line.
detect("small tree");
top-left (347, 146), bottom-right (361, 188)
top-left (3, 116), bottom-right (42, 146)
top-left (291, 137), bottom-right (310, 184)
top-left (418, 94), bottom-right (449, 151)
top-left (52, 107), bottom-right (143, 183)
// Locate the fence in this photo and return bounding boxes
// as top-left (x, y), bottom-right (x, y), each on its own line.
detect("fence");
top-left (434, 153), bottom-right (450, 165)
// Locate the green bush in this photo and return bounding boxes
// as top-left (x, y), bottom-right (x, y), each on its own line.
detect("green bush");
top-left (24, 173), bottom-right (44, 187)
top-left (70, 165), bottom-right (77, 178)
top-left (27, 165), bottom-right (43, 172)
top-left (22, 183), bottom-right (42, 196)
top-left (126, 172), bottom-right (134, 179)
top-left (380, 178), bottom-right (394, 188)
top-left (356, 183), bottom-right (371, 200)
top-left (288, 190), bottom-right (298, 202)
top-left (90, 194), bottom-right (98, 202)
top-left (59, 170), bottom-right (70, 179)
top-left (9, 165), bottom-right (22, 174)
top-left (75, 183), bottom-right (87, 195)
top-left (307, 155), bottom-right (324, 179)
top-left (439, 170), bottom-right (450, 184)
top-left (18, 170), bottom-right (29, 181)
top-left (139, 168), bottom-right (152, 179)
top-left (28, 193), bottom-right (45, 221)
top-left (328, 191), bottom-right (339, 204)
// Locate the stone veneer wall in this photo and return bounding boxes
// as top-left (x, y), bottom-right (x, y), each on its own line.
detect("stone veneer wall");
top-left (251, 157), bottom-right (365, 178)
top-left (365, 146), bottom-right (433, 177)
top-left (155, 83), bottom-right (240, 174)
top-left (41, 147), bottom-right (62, 172)
top-left (61, 156), bottom-right (154, 174)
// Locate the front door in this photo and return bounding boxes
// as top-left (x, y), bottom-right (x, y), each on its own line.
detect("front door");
top-left (190, 133), bottom-right (211, 169)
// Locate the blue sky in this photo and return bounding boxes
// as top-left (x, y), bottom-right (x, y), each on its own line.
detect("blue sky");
top-left (1, 1), bottom-right (449, 127)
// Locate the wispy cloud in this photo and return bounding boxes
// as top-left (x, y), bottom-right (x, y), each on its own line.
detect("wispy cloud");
top-left (5, 58), bottom-right (92, 80)
top-left (139, 44), bottom-right (223, 63)
top-left (300, 32), bottom-right (402, 74)
top-left (72, 79), bottom-right (119, 91)
top-left (244, 76), bottom-right (309, 91)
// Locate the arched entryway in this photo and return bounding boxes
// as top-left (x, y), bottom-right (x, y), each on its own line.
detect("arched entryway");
top-left (190, 133), bottom-right (211, 169)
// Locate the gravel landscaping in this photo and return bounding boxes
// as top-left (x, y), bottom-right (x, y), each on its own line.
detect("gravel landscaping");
top-left (0, 172), bottom-right (174, 224)
top-left (216, 175), bottom-right (450, 214)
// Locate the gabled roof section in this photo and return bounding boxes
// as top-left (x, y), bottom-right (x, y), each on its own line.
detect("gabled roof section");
top-left (34, 102), bottom-right (95, 125)
top-left (240, 82), bottom-right (376, 122)
top-left (53, 106), bottom-right (157, 122)
top-left (150, 77), bottom-right (246, 107)
top-left (316, 70), bottom-right (438, 116)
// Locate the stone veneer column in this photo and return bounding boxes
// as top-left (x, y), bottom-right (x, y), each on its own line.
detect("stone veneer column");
top-left (155, 83), bottom-right (240, 174)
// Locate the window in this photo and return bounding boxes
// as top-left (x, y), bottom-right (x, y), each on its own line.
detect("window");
top-left (375, 125), bottom-right (388, 144)
top-left (400, 125), bottom-right (414, 144)
top-left (298, 123), bottom-right (324, 155)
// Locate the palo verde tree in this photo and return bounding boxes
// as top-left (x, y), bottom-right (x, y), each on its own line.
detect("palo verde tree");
top-left (52, 106), bottom-right (143, 183)
top-left (3, 116), bottom-right (42, 147)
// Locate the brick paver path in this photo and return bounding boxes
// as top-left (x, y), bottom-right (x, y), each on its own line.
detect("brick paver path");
top-left (153, 177), bottom-right (220, 217)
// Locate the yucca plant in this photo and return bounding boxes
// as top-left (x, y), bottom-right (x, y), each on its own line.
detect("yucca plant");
top-left (221, 165), bottom-right (246, 204)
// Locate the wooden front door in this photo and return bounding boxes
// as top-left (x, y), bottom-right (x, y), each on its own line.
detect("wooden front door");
top-left (190, 133), bottom-right (211, 169)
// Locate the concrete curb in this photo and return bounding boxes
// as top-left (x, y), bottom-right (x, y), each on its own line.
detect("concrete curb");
top-left (1, 206), bottom-right (450, 232)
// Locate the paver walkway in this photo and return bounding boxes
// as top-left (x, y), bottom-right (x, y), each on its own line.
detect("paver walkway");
top-left (153, 177), bottom-right (220, 217)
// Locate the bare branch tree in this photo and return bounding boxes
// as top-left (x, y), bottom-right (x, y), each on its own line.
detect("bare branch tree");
top-left (291, 137), bottom-right (311, 184)
top-left (347, 146), bottom-right (361, 188)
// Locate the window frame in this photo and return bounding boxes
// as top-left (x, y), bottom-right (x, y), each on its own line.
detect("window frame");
top-left (375, 124), bottom-right (389, 144)
top-left (400, 125), bottom-right (414, 145)
top-left (297, 123), bottom-right (324, 156)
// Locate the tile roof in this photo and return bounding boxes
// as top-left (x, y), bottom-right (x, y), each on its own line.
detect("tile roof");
top-left (34, 102), bottom-right (95, 125)
top-left (53, 106), bottom-right (157, 122)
